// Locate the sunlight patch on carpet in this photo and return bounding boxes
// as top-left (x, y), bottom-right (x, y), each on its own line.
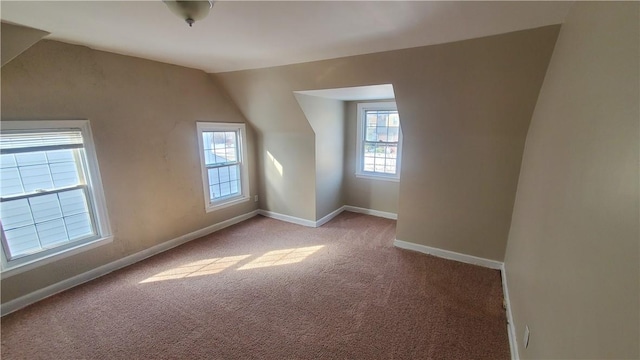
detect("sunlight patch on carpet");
top-left (140, 255), bottom-right (251, 283)
top-left (237, 245), bottom-right (324, 270)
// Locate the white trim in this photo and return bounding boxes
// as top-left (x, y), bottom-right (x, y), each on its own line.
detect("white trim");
top-left (315, 206), bottom-right (345, 227)
top-left (257, 209), bottom-right (316, 228)
top-left (355, 173), bottom-right (400, 182)
top-left (196, 122), bottom-right (251, 213)
top-left (0, 120), bottom-right (112, 275)
top-left (501, 264), bottom-right (519, 360)
top-left (343, 205), bottom-right (397, 220)
top-left (259, 206), bottom-right (398, 228)
top-left (1, 210), bottom-right (259, 316)
top-left (1, 236), bottom-right (112, 279)
top-left (355, 101), bottom-right (402, 181)
top-left (393, 239), bottom-right (503, 270)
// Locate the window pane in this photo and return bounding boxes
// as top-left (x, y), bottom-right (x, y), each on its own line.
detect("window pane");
top-left (64, 213), bottom-right (93, 240)
top-left (213, 132), bottom-right (226, 150)
top-left (376, 113), bottom-right (389, 127)
top-left (389, 113), bottom-right (400, 127)
top-left (4, 225), bottom-right (40, 257)
top-left (36, 219), bottom-right (68, 248)
top-left (209, 184), bottom-right (220, 200)
top-left (219, 182), bottom-right (231, 197)
top-left (0, 154), bottom-right (17, 168)
top-left (46, 149), bottom-right (75, 163)
top-left (50, 161), bottom-right (79, 188)
top-left (224, 132), bottom-right (237, 163)
top-left (0, 199), bottom-right (33, 230)
top-left (0, 167), bottom-right (24, 196)
top-left (29, 194), bottom-right (63, 223)
top-left (388, 145), bottom-right (398, 159)
top-left (59, 189), bottom-right (89, 216)
top-left (229, 164), bottom-right (238, 181)
top-left (365, 128), bottom-right (377, 142)
top-left (15, 152), bottom-right (47, 167)
top-left (388, 127), bottom-right (399, 142)
top-left (19, 165), bottom-right (53, 192)
top-left (366, 113), bottom-right (377, 127)
top-left (219, 166), bottom-right (230, 183)
top-left (230, 180), bottom-right (239, 194)
top-left (376, 127), bottom-right (388, 142)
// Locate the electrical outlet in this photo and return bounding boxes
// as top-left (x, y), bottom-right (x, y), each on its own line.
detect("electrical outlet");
top-left (254, 195), bottom-right (259, 202)
top-left (523, 325), bottom-right (530, 349)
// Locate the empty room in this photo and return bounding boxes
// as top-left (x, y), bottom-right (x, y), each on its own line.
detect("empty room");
top-left (0, 1), bottom-right (638, 359)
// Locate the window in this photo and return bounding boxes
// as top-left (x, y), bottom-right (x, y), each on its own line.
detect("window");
top-left (0, 120), bottom-right (111, 274)
top-left (196, 122), bottom-right (250, 212)
top-left (356, 102), bottom-right (403, 181)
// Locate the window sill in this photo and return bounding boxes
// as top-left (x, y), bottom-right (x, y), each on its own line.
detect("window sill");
top-left (355, 173), bottom-right (400, 183)
top-left (1, 235), bottom-right (113, 279)
top-left (205, 195), bottom-right (251, 213)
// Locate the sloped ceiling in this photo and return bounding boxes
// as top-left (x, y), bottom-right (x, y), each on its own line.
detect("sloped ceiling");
top-left (0, 1), bottom-right (572, 73)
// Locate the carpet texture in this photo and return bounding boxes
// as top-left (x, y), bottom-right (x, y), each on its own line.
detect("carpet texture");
top-left (1, 212), bottom-right (510, 359)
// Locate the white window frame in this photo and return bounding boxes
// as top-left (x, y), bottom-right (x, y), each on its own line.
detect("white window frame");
top-left (196, 122), bottom-right (250, 212)
top-left (355, 101), bottom-right (403, 182)
top-left (0, 120), bottom-right (112, 278)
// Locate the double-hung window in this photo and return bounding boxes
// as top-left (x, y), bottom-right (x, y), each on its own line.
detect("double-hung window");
top-left (0, 120), bottom-right (111, 275)
top-left (196, 122), bottom-right (250, 212)
top-left (356, 101), bottom-right (403, 181)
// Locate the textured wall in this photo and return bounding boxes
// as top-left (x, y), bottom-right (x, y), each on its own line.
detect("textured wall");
top-left (215, 26), bottom-right (560, 260)
top-left (504, 2), bottom-right (639, 358)
top-left (1, 40), bottom-right (258, 303)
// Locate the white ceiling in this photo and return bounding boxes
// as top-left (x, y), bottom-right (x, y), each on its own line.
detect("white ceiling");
top-left (0, 1), bottom-right (573, 73)
top-left (295, 84), bottom-right (395, 101)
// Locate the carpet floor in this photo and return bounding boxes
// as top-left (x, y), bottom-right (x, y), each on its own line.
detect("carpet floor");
top-left (1, 212), bottom-right (510, 359)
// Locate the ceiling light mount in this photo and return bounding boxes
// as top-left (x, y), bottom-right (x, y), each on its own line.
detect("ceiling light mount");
top-left (163, 0), bottom-right (214, 27)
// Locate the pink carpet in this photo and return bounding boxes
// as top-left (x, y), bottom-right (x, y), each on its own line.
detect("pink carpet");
top-left (1, 212), bottom-right (510, 359)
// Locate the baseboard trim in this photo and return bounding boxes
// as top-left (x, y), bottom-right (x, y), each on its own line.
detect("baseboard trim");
top-left (393, 239), bottom-right (503, 270)
top-left (343, 205), bottom-right (397, 220)
top-left (1, 210), bottom-right (259, 317)
top-left (315, 206), bottom-right (346, 227)
top-left (501, 264), bottom-right (519, 360)
top-left (257, 209), bottom-right (316, 227)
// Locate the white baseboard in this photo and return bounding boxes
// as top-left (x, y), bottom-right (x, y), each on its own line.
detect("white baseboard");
top-left (343, 205), bottom-right (397, 220)
top-left (1, 210), bottom-right (259, 316)
top-left (259, 205), bottom-right (397, 228)
top-left (501, 264), bottom-right (519, 360)
top-left (315, 206), bottom-right (346, 227)
top-left (257, 209), bottom-right (316, 227)
top-left (393, 239), bottom-right (503, 270)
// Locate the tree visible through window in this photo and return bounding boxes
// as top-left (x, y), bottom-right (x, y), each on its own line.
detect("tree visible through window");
top-left (356, 102), bottom-right (402, 181)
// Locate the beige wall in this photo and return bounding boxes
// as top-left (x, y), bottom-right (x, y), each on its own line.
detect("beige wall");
top-left (1, 22), bottom-right (48, 67)
top-left (0, 40), bottom-right (258, 303)
top-left (215, 26), bottom-right (559, 260)
top-left (504, 2), bottom-right (639, 358)
top-left (211, 69), bottom-right (317, 221)
top-left (294, 94), bottom-right (345, 219)
top-left (343, 101), bottom-right (399, 214)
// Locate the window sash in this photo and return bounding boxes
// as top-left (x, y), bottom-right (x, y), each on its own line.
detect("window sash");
top-left (0, 131), bottom-right (98, 261)
top-left (356, 102), bottom-right (402, 181)
top-left (197, 123), bottom-right (249, 212)
top-left (0, 185), bottom-right (98, 261)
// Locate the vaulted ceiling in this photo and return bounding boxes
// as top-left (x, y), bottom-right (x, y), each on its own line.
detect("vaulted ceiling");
top-left (1, 1), bottom-right (572, 73)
